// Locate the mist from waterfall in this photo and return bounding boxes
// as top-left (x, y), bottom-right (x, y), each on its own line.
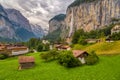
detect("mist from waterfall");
top-left (68, 9), bottom-right (74, 37)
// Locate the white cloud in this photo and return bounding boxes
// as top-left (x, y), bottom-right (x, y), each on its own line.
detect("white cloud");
top-left (0, 0), bottom-right (74, 29)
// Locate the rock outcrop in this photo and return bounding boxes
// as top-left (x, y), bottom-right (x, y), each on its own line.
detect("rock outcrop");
top-left (65, 0), bottom-right (120, 36)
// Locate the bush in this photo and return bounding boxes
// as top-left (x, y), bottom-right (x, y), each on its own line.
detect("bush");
top-left (58, 51), bottom-right (82, 68)
top-left (41, 50), bottom-right (60, 62)
top-left (28, 50), bottom-right (35, 53)
top-left (0, 53), bottom-right (9, 60)
top-left (37, 44), bottom-right (44, 52)
top-left (85, 51), bottom-right (99, 65)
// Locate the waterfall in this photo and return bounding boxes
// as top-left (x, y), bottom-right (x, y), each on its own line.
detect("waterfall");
top-left (68, 9), bottom-right (74, 37)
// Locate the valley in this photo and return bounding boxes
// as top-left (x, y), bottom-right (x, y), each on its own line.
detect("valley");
top-left (0, 0), bottom-right (120, 80)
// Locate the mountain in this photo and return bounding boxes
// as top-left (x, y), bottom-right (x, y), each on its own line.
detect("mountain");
top-left (31, 24), bottom-right (45, 38)
top-left (0, 4), bottom-right (36, 42)
top-left (0, 5), bottom-right (18, 40)
top-left (45, 14), bottom-right (66, 41)
top-left (65, 0), bottom-right (120, 33)
top-left (49, 14), bottom-right (66, 33)
top-left (5, 9), bottom-right (32, 32)
top-left (47, 0), bottom-right (120, 40)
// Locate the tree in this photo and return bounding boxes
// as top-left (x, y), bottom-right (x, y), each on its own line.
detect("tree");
top-left (37, 44), bottom-right (43, 52)
top-left (72, 29), bottom-right (85, 44)
top-left (78, 36), bottom-right (87, 45)
top-left (100, 32), bottom-right (105, 42)
top-left (43, 44), bottom-right (50, 51)
top-left (111, 32), bottom-right (120, 40)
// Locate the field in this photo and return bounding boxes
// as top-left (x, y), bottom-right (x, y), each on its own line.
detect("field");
top-left (0, 53), bottom-right (120, 80)
top-left (73, 41), bottom-right (120, 54)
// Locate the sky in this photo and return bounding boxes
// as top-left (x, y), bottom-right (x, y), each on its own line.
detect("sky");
top-left (0, 0), bottom-right (74, 29)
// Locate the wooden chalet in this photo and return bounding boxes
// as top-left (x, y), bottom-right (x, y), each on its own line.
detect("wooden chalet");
top-left (73, 50), bottom-right (89, 64)
top-left (0, 43), bottom-right (29, 56)
top-left (18, 56), bottom-right (35, 70)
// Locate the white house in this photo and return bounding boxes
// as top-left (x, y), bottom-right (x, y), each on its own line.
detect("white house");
top-left (11, 47), bottom-right (29, 56)
top-left (111, 25), bottom-right (120, 34)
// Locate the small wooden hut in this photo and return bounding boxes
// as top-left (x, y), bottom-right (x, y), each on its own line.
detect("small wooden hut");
top-left (18, 56), bottom-right (35, 70)
top-left (73, 50), bottom-right (89, 64)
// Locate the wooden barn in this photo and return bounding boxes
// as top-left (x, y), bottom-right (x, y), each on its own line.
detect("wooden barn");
top-left (18, 56), bottom-right (35, 70)
top-left (73, 50), bottom-right (89, 64)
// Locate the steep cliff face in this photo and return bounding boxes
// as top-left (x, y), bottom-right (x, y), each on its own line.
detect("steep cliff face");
top-left (65, 0), bottom-right (120, 36)
top-left (49, 14), bottom-right (66, 33)
top-left (0, 4), bottom-right (36, 41)
top-left (47, 14), bottom-right (66, 41)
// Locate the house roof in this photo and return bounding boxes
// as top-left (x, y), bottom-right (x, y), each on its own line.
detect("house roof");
top-left (19, 56), bottom-right (35, 63)
top-left (72, 50), bottom-right (87, 58)
top-left (61, 46), bottom-right (70, 49)
top-left (55, 44), bottom-right (70, 49)
top-left (8, 46), bottom-right (28, 50)
top-left (0, 46), bottom-right (6, 51)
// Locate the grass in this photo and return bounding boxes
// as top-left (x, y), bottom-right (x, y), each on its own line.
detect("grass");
top-left (0, 53), bottom-right (120, 80)
top-left (73, 41), bottom-right (120, 54)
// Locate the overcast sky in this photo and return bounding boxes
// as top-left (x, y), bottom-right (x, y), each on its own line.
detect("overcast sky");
top-left (0, 0), bottom-right (74, 29)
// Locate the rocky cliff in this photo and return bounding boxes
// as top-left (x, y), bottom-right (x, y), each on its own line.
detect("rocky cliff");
top-left (49, 14), bottom-right (66, 33)
top-left (46, 14), bottom-right (67, 41)
top-left (65, 0), bottom-right (120, 37)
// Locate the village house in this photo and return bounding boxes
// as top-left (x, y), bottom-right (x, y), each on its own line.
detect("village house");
top-left (42, 40), bottom-right (50, 44)
top-left (111, 25), bottom-right (120, 34)
top-left (18, 56), bottom-right (35, 70)
top-left (0, 44), bottom-right (29, 56)
top-left (105, 36), bottom-right (114, 43)
top-left (73, 50), bottom-right (89, 64)
top-left (9, 46), bottom-right (29, 56)
top-left (66, 37), bottom-right (72, 44)
top-left (55, 44), bottom-right (71, 51)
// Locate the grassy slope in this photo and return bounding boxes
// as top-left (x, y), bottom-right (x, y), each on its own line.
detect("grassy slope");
top-left (0, 53), bottom-right (120, 80)
top-left (73, 41), bottom-right (120, 54)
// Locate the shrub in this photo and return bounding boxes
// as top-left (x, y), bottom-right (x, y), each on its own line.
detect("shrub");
top-left (85, 51), bottom-right (99, 65)
top-left (58, 51), bottom-right (82, 68)
top-left (0, 53), bottom-right (9, 60)
top-left (28, 50), bottom-right (35, 53)
top-left (37, 44), bottom-right (43, 52)
top-left (41, 50), bottom-right (60, 62)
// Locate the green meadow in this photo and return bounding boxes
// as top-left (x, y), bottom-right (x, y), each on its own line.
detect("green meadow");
top-left (0, 53), bottom-right (120, 80)
top-left (73, 41), bottom-right (120, 54)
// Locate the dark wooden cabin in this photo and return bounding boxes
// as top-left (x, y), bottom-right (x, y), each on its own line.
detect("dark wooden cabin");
top-left (18, 56), bottom-right (35, 70)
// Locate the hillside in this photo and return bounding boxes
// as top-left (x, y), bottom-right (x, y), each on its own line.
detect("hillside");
top-left (0, 53), bottom-right (120, 80)
top-left (73, 41), bottom-right (120, 54)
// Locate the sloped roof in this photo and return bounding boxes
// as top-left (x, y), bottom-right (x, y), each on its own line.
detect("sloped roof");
top-left (19, 56), bottom-right (35, 63)
top-left (72, 50), bottom-right (87, 58)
